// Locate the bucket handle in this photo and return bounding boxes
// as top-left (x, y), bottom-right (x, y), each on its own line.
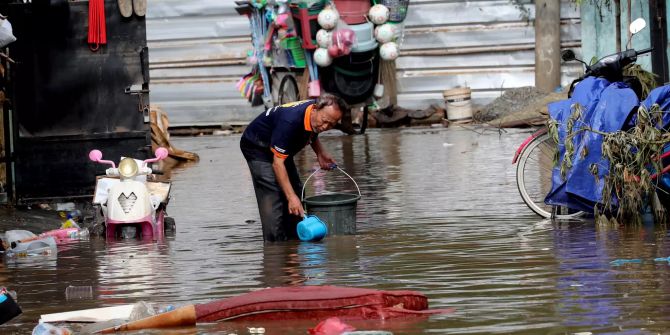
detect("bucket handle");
top-left (301, 166), bottom-right (361, 204)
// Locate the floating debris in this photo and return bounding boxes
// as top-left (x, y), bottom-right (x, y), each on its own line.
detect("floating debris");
top-left (610, 259), bottom-right (643, 266)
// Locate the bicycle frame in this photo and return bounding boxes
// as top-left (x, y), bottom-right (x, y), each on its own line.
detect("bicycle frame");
top-left (512, 127), bottom-right (548, 164)
top-left (514, 127), bottom-right (670, 171)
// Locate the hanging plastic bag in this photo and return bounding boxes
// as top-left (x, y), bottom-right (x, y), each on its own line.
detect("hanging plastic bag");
top-left (309, 317), bottom-right (356, 335)
top-left (0, 16), bottom-right (16, 49)
top-left (328, 20), bottom-right (356, 58)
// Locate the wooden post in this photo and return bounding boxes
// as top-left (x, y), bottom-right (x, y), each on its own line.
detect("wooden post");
top-left (535, 0), bottom-right (561, 93)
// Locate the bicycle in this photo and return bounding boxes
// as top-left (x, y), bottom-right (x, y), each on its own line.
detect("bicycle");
top-left (514, 18), bottom-right (653, 219)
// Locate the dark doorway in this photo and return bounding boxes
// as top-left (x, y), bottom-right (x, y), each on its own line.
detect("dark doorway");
top-left (1, 0), bottom-right (151, 203)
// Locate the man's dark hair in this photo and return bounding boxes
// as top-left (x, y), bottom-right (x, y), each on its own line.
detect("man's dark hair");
top-left (316, 93), bottom-right (349, 115)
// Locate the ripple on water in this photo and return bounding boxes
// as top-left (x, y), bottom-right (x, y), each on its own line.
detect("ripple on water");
top-left (2, 129), bottom-right (670, 334)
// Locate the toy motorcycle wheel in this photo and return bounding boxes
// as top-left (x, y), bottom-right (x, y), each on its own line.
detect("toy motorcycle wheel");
top-left (516, 132), bottom-right (585, 219)
top-left (164, 216), bottom-right (176, 233)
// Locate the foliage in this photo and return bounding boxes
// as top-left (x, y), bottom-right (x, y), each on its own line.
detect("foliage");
top-left (549, 103), bottom-right (670, 224)
top-left (623, 64), bottom-right (658, 100)
top-left (600, 104), bottom-right (669, 224)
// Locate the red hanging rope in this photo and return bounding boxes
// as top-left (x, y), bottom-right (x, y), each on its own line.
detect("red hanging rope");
top-left (88, 0), bottom-right (107, 51)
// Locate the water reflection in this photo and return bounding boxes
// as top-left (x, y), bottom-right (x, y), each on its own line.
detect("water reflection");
top-left (259, 243), bottom-right (305, 287)
top-left (4, 129), bottom-right (670, 333)
top-left (297, 242), bottom-right (327, 285)
top-left (258, 236), bottom-right (361, 288)
top-left (96, 240), bottom-right (177, 303)
top-left (552, 220), bottom-right (670, 332)
top-left (554, 221), bottom-right (622, 330)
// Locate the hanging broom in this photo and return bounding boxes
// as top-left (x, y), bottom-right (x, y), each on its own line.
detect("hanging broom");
top-left (298, 66), bottom-right (311, 100)
top-left (376, 2), bottom-right (402, 107)
top-left (379, 59), bottom-right (397, 107)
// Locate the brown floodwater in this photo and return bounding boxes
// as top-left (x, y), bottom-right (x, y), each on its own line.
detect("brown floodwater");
top-left (2, 127), bottom-right (670, 334)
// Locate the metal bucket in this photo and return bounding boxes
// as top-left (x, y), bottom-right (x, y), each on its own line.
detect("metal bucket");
top-left (302, 167), bottom-right (361, 235)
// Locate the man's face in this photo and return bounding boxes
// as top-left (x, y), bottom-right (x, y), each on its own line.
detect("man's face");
top-left (314, 105), bottom-right (342, 133)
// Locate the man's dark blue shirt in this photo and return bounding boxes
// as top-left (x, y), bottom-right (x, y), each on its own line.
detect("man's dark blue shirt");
top-left (241, 100), bottom-right (317, 162)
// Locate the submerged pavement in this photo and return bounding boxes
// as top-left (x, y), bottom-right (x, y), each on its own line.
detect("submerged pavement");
top-left (2, 127), bottom-right (670, 334)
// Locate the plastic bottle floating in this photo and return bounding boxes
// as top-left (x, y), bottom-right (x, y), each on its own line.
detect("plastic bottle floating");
top-left (609, 257), bottom-right (670, 266)
top-left (610, 259), bottom-right (642, 266)
top-left (59, 210), bottom-right (82, 229)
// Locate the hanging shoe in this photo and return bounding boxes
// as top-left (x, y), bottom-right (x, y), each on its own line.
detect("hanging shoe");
top-left (117, 0), bottom-right (132, 18)
top-left (132, 0), bottom-right (146, 17)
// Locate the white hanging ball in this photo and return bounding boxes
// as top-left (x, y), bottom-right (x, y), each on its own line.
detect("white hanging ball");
top-left (380, 42), bottom-right (399, 61)
top-left (316, 29), bottom-right (332, 48)
top-left (317, 8), bottom-right (340, 30)
top-left (314, 48), bottom-right (333, 67)
top-left (374, 23), bottom-right (397, 43)
top-left (368, 4), bottom-right (390, 25)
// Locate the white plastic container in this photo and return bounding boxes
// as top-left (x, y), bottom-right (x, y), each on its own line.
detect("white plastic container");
top-left (4, 230), bottom-right (35, 244)
top-left (6, 236), bottom-right (57, 257)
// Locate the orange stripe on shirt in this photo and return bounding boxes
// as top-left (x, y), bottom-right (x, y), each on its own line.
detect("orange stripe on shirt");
top-left (304, 104), bottom-right (315, 132)
top-left (271, 147), bottom-right (288, 159)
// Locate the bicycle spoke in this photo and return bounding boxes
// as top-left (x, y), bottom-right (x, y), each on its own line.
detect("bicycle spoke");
top-left (516, 132), bottom-right (584, 219)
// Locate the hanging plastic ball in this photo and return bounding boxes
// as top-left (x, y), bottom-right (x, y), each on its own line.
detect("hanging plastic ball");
top-left (314, 48), bottom-right (333, 67)
top-left (316, 29), bottom-right (332, 48)
top-left (380, 42), bottom-right (399, 61)
top-left (318, 7), bottom-right (340, 30)
top-left (374, 23), bottom-right (397, 43)
top-left (368, 4), bottom-right (390, 25)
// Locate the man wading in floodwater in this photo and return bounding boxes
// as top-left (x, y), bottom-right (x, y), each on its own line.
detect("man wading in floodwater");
top-left (240, 93), bottom-right (348, 241)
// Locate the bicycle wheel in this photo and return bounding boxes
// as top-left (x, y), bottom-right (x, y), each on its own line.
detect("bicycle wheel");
top-left (516, 132), bottom-right (584, 219)
top-left (278, 75), bottom-right (299, 105)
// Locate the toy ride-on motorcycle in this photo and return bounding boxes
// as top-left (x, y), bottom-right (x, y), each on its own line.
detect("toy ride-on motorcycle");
top-left (89, 147), bottom-right (175, 240)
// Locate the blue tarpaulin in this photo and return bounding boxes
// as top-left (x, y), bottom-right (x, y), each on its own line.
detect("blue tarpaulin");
top-left (545, 77), bottom-right (639, 212)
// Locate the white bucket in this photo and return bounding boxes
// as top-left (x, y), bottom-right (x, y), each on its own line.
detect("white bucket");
top-left (443, 87), bottom-right (473, 123)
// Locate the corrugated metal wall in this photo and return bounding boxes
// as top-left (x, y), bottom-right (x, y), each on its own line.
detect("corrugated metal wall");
top-left (146, 0), bottom-right (581, 127)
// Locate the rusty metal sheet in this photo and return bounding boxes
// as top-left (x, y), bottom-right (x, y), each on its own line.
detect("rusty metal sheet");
top-left (401, 23), bottom-right (580, 51)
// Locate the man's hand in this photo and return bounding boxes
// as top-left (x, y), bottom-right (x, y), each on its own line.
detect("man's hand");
top-left (311, 138), bottom-right (337, 170)
top-left (317, 152), bottom-right (337, 170)
top-left (288, 194), bottom-right (305, 217)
